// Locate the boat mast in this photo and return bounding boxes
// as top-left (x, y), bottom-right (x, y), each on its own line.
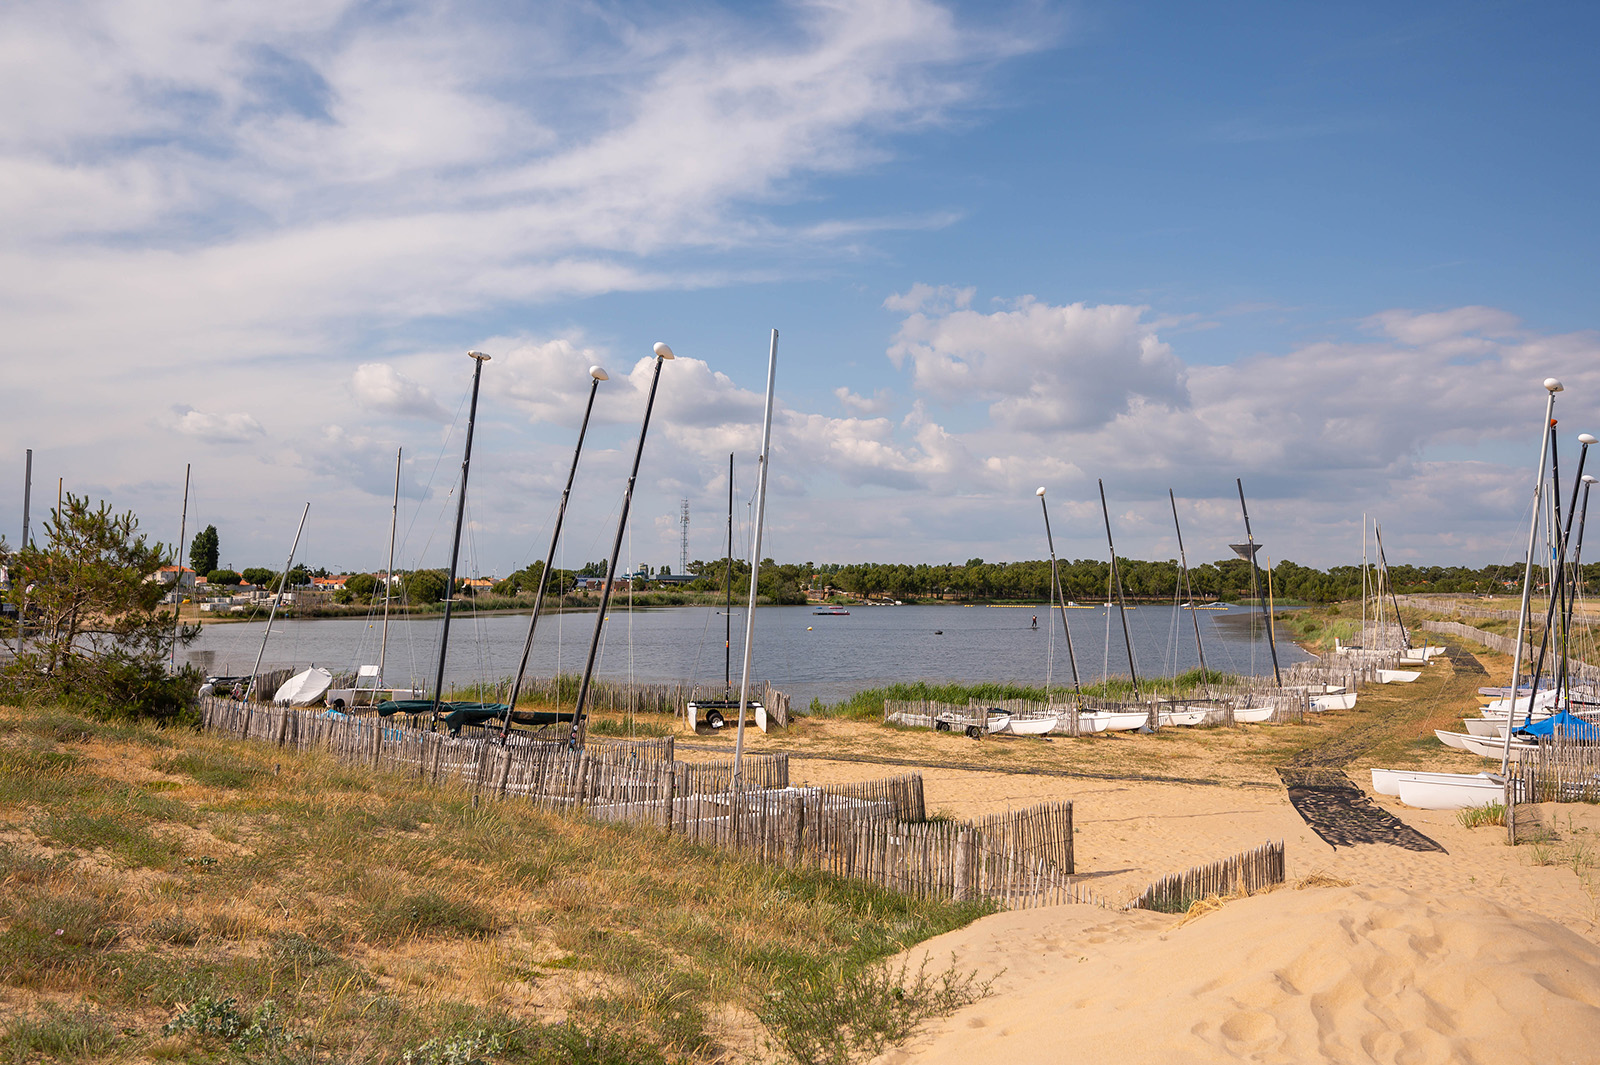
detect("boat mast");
top-left (1499, 378), bottom-right (1562, 774)
top-left (569, 342), bottom-right (674, 749)
top-left (1036, 487), bottom-right (1082, 697)
top-left (430, 351), bottom-right (491, 717)
top-left (169, 463), bottom-right (190, 673)
top-left (1235, 478), bottom-right (1281, 686)
top-left (1097, 479), bottom-right (1140, 701)
top-left (725, 452), bottom-right (734, 696)
top-left (1360, 514), bottom-right (1367, 646)
top-left (379, 448), bottom-right (400, 688)
top-left (502, 367), bottom-right (608, 738)
top-left (243, 501), bottom-right (310, 723)
top-left (1373, 525), bottom-right (1410, 649)
top-left (1526, 429), bottom-right (1593, 715)
top-left (1169, 489), bottom-right (1208, 682)
top-left (733, 329), bottom-right (779, 783)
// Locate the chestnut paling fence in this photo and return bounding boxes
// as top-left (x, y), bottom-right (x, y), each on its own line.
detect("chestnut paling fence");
top-left (1129, 841), bottom-right (1287, 913)
top-left (201, 698), bottom-right (1072, 907)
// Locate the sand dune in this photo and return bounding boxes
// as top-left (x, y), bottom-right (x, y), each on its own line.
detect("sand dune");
top-left (880, 884), bottom-right (1600, 1065)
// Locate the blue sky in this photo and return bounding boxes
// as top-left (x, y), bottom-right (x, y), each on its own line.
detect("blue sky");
top-left (3, 0), bottom-right (1598, 577)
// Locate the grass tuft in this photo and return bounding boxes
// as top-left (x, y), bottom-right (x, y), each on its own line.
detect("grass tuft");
top-left (0, 1005), bottom-right (118, 1061)
top-left (1457, 801), bottom-right (1507, 829)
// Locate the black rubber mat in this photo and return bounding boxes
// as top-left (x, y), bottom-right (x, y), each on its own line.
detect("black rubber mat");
top-left (1277, 767), bottom-right (1446, 852)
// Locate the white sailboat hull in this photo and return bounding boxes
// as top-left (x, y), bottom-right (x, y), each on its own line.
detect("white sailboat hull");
top-left (1371, 768), bottom-right (1499, 797)
top-left (1006, 715), bottom-right (1059, 736)
top-left (1459, 733), bottom-right (1535, 758)
top-left (1157, 708), bottom-right (1208, 727)
top-left (1434, 729), bottom-right (1475, 750)
top-left (1396, 773), bottom-right (1506, 810)
top-left (1377, 669), bottom-right (1421, 683)
top-left (274, 666), bottom-right (333, 706)
top-left (1079, 709), bottom-right (1149, 732)
top-left (1311, 691), bottom-right (1357, 711)
top-left (1231, 706), bottom-right (1276, 724)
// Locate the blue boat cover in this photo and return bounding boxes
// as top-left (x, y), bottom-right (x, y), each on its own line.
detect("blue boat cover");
top-left (1518, 711), bottom-right (1599, 741)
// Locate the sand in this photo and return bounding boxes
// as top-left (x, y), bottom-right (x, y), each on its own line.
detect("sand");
top-left (776, 747), bottom-right (1600, 1064)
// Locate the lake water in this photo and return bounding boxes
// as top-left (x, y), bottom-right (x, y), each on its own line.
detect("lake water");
top-left (187, 602), bottom-right (1311, 706)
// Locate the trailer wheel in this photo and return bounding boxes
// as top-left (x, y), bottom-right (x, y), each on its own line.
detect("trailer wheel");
top-left (966, 725), bottom-right (982, 739)
top-left (934, 720), bottom-right (951, 732)
top-left (331, 699), bottom-right (346, 710)
top-left (705, 709), bottom-right (726, 729)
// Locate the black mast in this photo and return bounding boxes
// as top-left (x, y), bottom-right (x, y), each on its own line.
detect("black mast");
top-left (430, 351), bottom-right (490, 716)
top-left (502, 366), bottom-right (608, 738)
top-left (1235, 478), bottom-right (1281, 687)
top-left (1170, 489), bottom-right (1209, 681)
top-left (1097, 479), bottom-right (1140, 700)
top-left (725, 452), bottom-right (734, 696)
top-left (1036, 487), bottom-right (1081, 696)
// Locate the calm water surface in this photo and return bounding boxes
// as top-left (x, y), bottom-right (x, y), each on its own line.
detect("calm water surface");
top-left (188, 602), bottom-right (1310, 706)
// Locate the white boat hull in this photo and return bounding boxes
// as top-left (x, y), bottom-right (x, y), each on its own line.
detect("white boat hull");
top-left (1396, 773), bottom-right (1506, 810)
top-left (1434, 729), bottom-right (1475, 750)
top-left (274, 667), bottom-right (333, 706)
top-left (1459, 733), bottom-right (1534, 758)
top-left (1231, 706), bottom-right (1275, 724)
top-left (1311, 691), bottom-right (1357, 711)
top-left (1372, 768), bottom-right (1499, 797)
top-left (1079, 709), bottom-right (1149, 732)
top-left (1006, 715), bottom-right (1059, 736)
top-left (1377, 669), bottom-right (1421, 684)
top-left (1157, 708), bottom-right (1208, 727)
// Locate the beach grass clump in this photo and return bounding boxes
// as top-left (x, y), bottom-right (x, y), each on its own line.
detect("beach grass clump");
top-left (0, 700), bottom-right (990, 1062)
top-left (755, 955), bottom-right (994, 1065)
top-left (1457, 801), bottom-right (1507, 829)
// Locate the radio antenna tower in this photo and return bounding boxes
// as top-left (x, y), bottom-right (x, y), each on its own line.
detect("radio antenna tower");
top-left (679, 498), bottom-right (690, 575)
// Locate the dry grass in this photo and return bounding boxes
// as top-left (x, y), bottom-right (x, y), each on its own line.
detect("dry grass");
top-left (0, 704), bottom-right (990, 1064)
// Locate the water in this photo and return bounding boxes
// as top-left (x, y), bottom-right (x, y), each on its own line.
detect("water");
top-left (187, 602), bottom-right (1310, 706)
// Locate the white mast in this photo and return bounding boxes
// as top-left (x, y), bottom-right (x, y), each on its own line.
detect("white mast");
top-left (733, 329), bottom-right (779, 784)
top-left (1500, 378), bottom-right (1562, 774)
top-left (378, 447), bottom-right (400, 687)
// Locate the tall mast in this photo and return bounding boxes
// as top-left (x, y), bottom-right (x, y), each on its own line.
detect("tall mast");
top-left (725, 452), bottom-right (734, 696)
top-left (1235, 478), bottom-right (1281, 686)
top-left (502, 367), bottom-right (608, 737)
top-left (21, 449), bottom-right (32, 548)
top-left (244, 501), bottom-right (310, 719)
top-left (1360, 514), bottom-right (1367, 645)
top-left (1170, 489), bottom-right (1208, 681)
top-left (1374, 525), bottom-right (1409, 649)
top-left (733, 329), bottom-right (779, 782)
top-left (1499, 379), bottom-right (1562, 773)
top-left (1036, 487), bottom-right (1081, 696)
top-left (170, 463), bottom-right (190, 673)
top-left (569, 342), bottom-right (674, 748)
top-left (1097, 479), bottom-right (1139, 700)
top-left (379, 448), bottom-right (401, 687)
top-left (430, 351), bottom-right (491, 716)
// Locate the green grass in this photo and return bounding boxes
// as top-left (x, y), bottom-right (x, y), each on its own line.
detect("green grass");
top-left (0, 702), bottom-right (993, 1063)
top-left (0, 1005), bottom-right (118, 1062)
top-left (814, 669), bottom-right (1239, 721)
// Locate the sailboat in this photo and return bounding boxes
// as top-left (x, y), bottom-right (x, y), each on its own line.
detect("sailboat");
top-left (378, 352), bottom-right (516, 732)
top-left (328, 448), bottom-right (424, 710)
top-left (687, 453), bottom-right (763, 731)
top-left (1074, 481), bottom-right (1152, 733)
top-left (1382, 377), bottom-right (1566, 810)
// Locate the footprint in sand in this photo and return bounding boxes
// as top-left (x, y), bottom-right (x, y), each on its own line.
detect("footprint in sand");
top-left (1218, 1010), bottom-right (1278, 1045)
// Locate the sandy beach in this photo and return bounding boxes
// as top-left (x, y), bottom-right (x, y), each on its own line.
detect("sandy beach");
top-left (680, 640), bottom-right (1600, 1063)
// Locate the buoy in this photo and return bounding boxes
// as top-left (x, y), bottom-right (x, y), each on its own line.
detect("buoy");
top-left (934, 630), bottom-right (943, 635)
top-left (807, 626), bottom-right (813, 631)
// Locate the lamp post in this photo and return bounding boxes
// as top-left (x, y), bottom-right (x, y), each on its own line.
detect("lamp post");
top-left (569, 342), bottom-right (674, 748)
top-left (502, 365), bottom-right (609, 739)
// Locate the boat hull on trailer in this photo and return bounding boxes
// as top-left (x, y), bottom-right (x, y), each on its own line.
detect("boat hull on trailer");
top-left (1396, 772), bottom-right (1506, 810)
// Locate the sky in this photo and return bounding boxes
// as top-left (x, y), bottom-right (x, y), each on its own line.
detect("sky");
top-left (3, 0), bottom-right (1599, 578)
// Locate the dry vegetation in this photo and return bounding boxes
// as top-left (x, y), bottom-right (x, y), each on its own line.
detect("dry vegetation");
top-left (0, 706), bottom-right (990, 1064)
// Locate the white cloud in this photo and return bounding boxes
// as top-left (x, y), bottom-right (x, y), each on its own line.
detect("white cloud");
top-left (168, 407), bottom-right (266, 443)
top-left (883, 283), bottom-right (974, 314)
top-left (351, 363), bottom-right (449, 421)
top-left (835, 386), bottom-right (894, 415)
top-left (886, 296), bottom-right (1189, 430)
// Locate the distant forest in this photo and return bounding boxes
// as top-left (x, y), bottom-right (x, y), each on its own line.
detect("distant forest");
top-left (482, 555), bottom-right (1581, 606)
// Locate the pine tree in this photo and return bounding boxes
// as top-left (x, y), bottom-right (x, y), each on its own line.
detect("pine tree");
top-left (189, 524), bottom-right (219, 575)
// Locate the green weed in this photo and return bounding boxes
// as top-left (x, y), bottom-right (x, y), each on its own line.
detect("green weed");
top-left (0, 1005), bottom-right (118, 1062)
top-left (1457, 801), bottom-right (1507, 829)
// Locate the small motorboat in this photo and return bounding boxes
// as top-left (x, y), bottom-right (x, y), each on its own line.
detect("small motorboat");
top-left (812, 606), bottom-right (850, 616)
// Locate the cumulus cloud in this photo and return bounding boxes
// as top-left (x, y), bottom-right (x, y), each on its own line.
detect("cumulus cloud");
top-left (835, 386), bottom-right (894, 415)
top-left (168, 407), bottom-right (266, 443)
top-left (886, 296), bottom-right (1189, 430)
top-left (350, 363), bottom-right (450, 421)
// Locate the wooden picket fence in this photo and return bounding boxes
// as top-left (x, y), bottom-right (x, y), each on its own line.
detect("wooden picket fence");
top-left (1421, 620), bottom-right (1600, 686)
top-left (1507, 737), bottom-right (1600, 805)
top-left (1129, 841), bottom-right (1286, 913)
top-left (199, 698), bottom-right (1073, 907)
